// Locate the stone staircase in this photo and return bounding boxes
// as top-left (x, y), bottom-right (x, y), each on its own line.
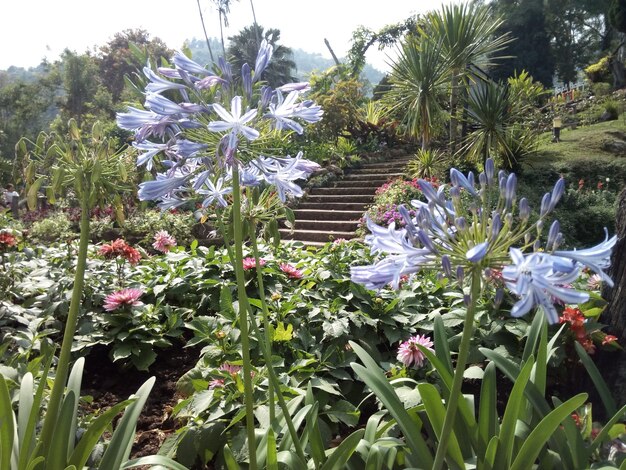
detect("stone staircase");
top-left (280, 155), bottom-right (412, 246)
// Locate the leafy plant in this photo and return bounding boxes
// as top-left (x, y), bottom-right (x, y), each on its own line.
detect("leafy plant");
top-left (27, 211), bottom-right (75, 244)
top-left (407, 148), bottom-right (447, 179)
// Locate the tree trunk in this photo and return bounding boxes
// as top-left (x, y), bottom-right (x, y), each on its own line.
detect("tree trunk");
top-left (609, 55), bottom-right (626, 89)
top-left (197, 0), bottom-right (215, 62)
top-left (599, 187), bottom-right (626, 403)
top-left (449, 72), bottom-right (460, 154)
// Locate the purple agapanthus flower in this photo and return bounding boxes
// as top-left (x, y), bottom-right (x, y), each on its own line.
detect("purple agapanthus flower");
top-left (351, 157), bottom-right (617, 324)
top-left (208, 96), bottom-right (260, 147)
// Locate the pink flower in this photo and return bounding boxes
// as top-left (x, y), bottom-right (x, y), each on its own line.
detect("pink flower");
top-left (242, 257), bottom-right (266, 270)
top-left (333, 238), bottom-right (347, 245)
top-left (103, 288), bottom-right (144, 311)
top-left (587, 274), bottom-right (602, 291)
top-left (152, 230), bottom-right (176, 253)
top-left (219, 363), bottom-right (242, 375)
top-left (209, 378), bottom-right (225, 389)
top-left (99, 239), bottom-right (141, 265)
top-left (602, 334), bottom-right (618, 346)
top-left (397, 334), bottom-right (434, 368)
top-left (279, 263), bottom-right (303, 279)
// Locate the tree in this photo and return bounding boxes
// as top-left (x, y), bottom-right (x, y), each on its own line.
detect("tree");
top-left (211, 0), bottom-right (239, 55)
top-left (386, 35), bottom-right (450, 149)
top-left (98, 29), bottom-right (173, 102)
top-left (427, 3), bottom-right (512, 153)
top-left (227, 25), bottom-right (296, 87)
top-left (490, 0), bottom-right (555, 86)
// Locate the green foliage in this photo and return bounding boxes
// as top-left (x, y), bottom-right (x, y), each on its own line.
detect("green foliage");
top-left (585, 56), bottom-right (612, 83)
top-left (385, 34), bottom-right (449, 148)
top-left (121, 209), bottom-right (197, 246)
top-left (227, 25), bottom-right (296, 88)
top-left (604, 99), bottom-right (621, 119)
top-left (407, 148), bottom-right (447, 179)
top-left (28, 211), bottom-right (75, 243)
top-left (592, 81), bottom-right (613, 97)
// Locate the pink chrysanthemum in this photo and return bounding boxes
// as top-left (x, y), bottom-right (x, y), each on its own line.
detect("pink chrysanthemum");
top-left (152, 230), bottom-right (176, 253)
top-left (279, 263), bottom-right (303, 279)
top-left (209, 378), bottom-right (225, 389)
top-left (242, 257), bottom-right (266, 270)
top-left (587, 274), bottom-right (602, 291)
top-left (103, 288), bottom-right (144, 311)
top-left (397, 334), bottom-right (434, 368)
top-left (219, 363), bottom-right (242, 375)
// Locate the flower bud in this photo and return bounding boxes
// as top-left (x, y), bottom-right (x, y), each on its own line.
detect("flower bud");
top-left (442, 255), bottom-right (452, 276)
top-left (505, 173), bottom-right (517, 208)
top-left (467, 241), bottom-right (489, 263)
top-left (455, 216), bottom-right (467, 231)
top-left (491, 213), bottom-right (502, 240)
top-left (485, 158), bottom-right (495, 184)
top-left (494, 288), bottom-right (504, 309)
top-left (519, 197), bottom-right (530, 221)
top-left (456, 266), bottom-right (465, 283)
top-left (549, 178), bottom-right (565, 212)
top-left (479, 172), bottom-right (487, 187)
top-left (540, 192), bottom-right (551, 217)
top-left (547, 220), bottom-right (560, 251)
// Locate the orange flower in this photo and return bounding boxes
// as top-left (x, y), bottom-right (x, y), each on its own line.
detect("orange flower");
top-left (602, 335), bottom-right (618, 346)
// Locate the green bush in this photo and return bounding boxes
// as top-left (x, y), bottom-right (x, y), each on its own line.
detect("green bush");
top-left (28, 211), bottom-right (75, 243)
top-left (121, 209), bottom-right (196, 246)
top-left (591, 82), bottom-right (612, 97)
top-left (604, 99), bottom-right (620, 119)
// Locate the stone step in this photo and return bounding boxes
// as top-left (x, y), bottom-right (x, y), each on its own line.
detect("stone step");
top-left (349, 167), bottom-right (409, 175)
top-left (296, 202), bottom-right (369, 211)
top-left (293, 209), bottom-right (364, 221)
top-left (305, 194), bottom-right (374, 204)
top-left (291, 219), bottom-right (360, 232)
top-left (309, 186), bottom-right (378, 196)
top-left (343, 172), bottom-right (404, 181)
top-left (335, 180), bottom-right (387, 188)
top-left (363, 159), bottom-right (412, 169)
top-left (279, 228), bottom-right (357, 243)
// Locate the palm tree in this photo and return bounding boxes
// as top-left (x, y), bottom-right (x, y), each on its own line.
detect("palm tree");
top-left (227, 25), bottom-right (297, 87)
top-left (211, 0), bottom-right (239, 55)
top-left (460, 80), bottom-right (511, 164)
top-left (427, 3), bottom-right (512, 153)
top-left (197, 0), bottom-right (215, 62)
top-left (386, 35), bottom-right (450, 150)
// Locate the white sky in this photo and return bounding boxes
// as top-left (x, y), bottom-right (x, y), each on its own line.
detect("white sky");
top-left (1, 0), bottom-right (456, 72)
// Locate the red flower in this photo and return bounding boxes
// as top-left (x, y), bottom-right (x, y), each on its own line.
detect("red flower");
top-left (602, 334), bottom-right (618, 346)
top-left (578, 179), bottom-right (584, 190)
top-left (103, 288), bottom-right (144, 311)
top-left (597, 181), bottom-right (603, 190)
top-left (99, 239), bottom-right (141, 265)
top-left (560, 307), bottom-right (585, 330)
top-left (279, 263), bottom-right (303, 279)
top-left (0, 231), bottom-right (17, 248)
top-left (579, 337), bottom-right (596, 354)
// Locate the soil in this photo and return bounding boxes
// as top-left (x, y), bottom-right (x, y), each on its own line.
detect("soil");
top-left (81, 343), bottom-right (202, 460)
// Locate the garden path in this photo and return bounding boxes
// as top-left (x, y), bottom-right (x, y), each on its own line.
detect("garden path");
top-left (280, 154), bottom-right (412, 246)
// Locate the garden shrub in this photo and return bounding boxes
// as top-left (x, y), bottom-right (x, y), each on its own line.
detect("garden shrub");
top-left (28, 211), bottom-right (75, 243)
top-left (591, 81), bottom-right (613, 97)
top-left (121, 209), bottom-right (196, 246)
top-left (584, 56), bottom-right (611, 83)
top-left (604, 99), bottom-right (620, 119)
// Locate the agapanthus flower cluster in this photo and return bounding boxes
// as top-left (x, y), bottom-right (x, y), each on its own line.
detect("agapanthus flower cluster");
top-left (103, 288), bottom-right (144, 311)
top-left (152, 230), bottom-right (177, 253)
top-left (99, 239), bottom-right (142, 265)
top-left (397, 334), bottom-right (434, 368)
top-left (352, 158), bottom-right (617, 324)
top-left (116, 40), bottom-right (323, 212)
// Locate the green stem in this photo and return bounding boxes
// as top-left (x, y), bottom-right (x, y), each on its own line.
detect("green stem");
top-left (248, 221), bottom-right (275, 424)
top-left (231, 166), bottom-right (258, 470)
top-left (214, 190), bottom-right (305, 462)
top-left (432, 268), bottom-right (482, 470)
top-left (39, 197), bottom-right (91, 455)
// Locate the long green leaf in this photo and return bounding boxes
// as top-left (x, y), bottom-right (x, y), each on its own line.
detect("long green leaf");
top-left (351, 342), bottom-right (433, 468)
top-left (364, 411), bottom-right (387, 443)
top-left (121, 455), bottom-right (188, 469)
top-left (494, 358), bottom-right (533, 469)
top-left (482, 436), bottom-right (499, 470)
top-left (68, 400), bottom-right (132, 469)
top-left (266, 428), bottom-right (278, 470)
top-left (17, 373), bottom-right (34, 462)
top-left (511, 393), bottom-right (588, 470)
top-left (279, 404), bottom-right (312, 452)
top-left (222, 445), bottom-right (241, 470)
top-left (66, 358), bottom-right (85, 460)
top-left (98, 377), bottom-right (155, 470)
top-left (304, 402), bottom-right (326, 468)
top-left (47, 391), bottom-right (76, 470)
top-left (574, 342), bottom-right (617, 417)
top-left (320, 429), bottom-right (365, 470)
top-left (522, 309), bottom-right (543, 362)
top-left (364, 445), bottom-right (382, 470)
top-left (417, 383), bottom-right (465, 470)
top-left (478, 361), bottom-right (498, 456)
top-left (590, 404), bottom-right (626, 454)
top-left (433, 313), bottom-right (453, 374)
top-left (0, 374), bottom-right (15, 470)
